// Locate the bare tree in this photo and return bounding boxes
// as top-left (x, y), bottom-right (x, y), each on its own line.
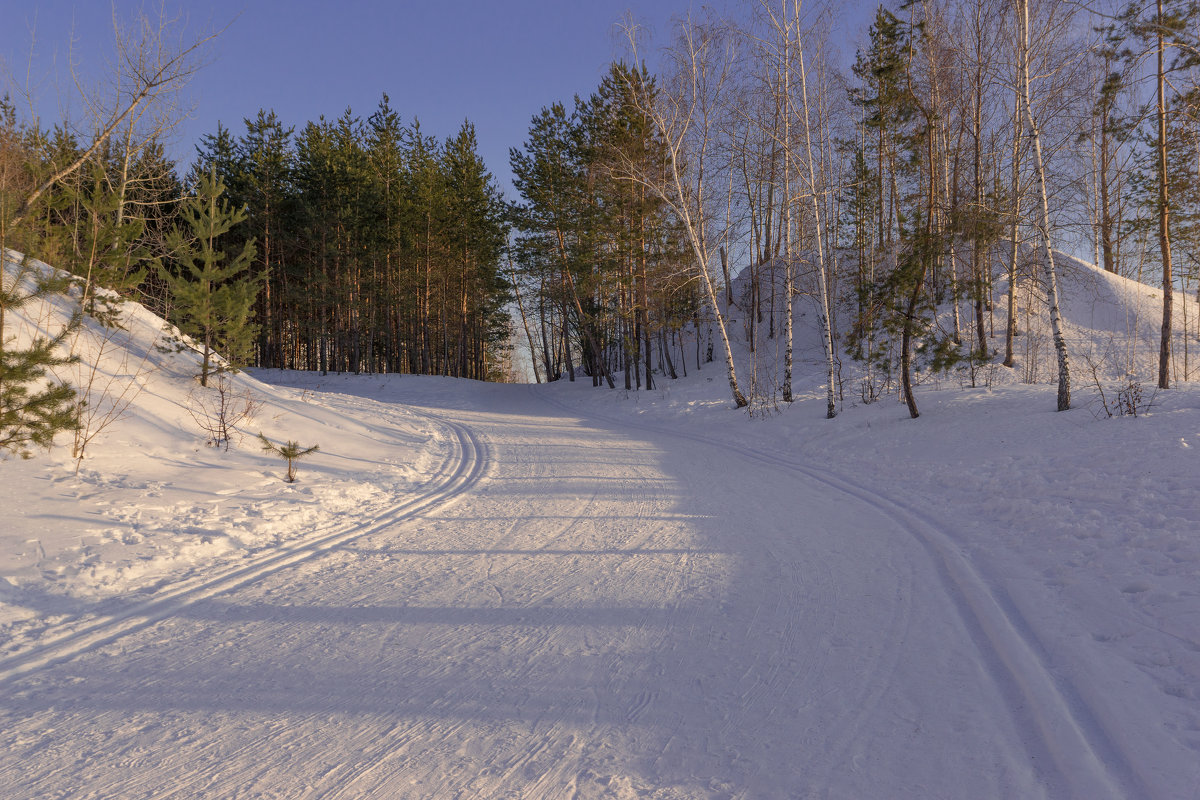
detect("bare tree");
top-left (624, 15), bottom-right (749, 407)
top-left (744, 2), bottom-right (837, 417)
top-left (1017, 0), bottom-right (1072, 410)
top-left (6, 9), bottom-right (222, 232)
top-left (792, 9), bottom-right (839, 418)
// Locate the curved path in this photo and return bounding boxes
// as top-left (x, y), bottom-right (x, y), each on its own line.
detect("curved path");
top-left (0, 381), bottom-right (1131, 798)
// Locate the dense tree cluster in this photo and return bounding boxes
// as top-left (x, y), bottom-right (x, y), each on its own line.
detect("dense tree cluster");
top-left (832, 0), bottom-right (1200, 411)
top-left (188, 98), bottom-right (512, 379)
top-left (510, 63), bottom-right (698, 388)
top-left (3, 90), bottom-right (514, 388)
top-left (595, 0), bottom-right (1200, 415)
top-left (1, 83), bottom-right (513, 457)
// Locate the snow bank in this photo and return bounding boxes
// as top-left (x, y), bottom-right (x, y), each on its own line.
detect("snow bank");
top-left (0, 252), bottom-right (444, 646)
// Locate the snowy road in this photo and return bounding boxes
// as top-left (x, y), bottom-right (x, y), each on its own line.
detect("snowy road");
top-left (0, 382), bottom-right (1145, 798)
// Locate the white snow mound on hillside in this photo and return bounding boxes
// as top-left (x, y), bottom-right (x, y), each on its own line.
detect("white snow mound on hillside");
top-left (721, 244), bottom-right (1197, 401)
top-left (0, 250), bottom-right (443, 645)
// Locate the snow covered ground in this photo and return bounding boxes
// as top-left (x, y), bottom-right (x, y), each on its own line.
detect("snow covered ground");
top-left (1, 251), bottom-right (1199, 798)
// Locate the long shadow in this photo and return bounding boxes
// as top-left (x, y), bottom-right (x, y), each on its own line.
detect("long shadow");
top-left (334, 546), bottom-right (719, 557)
top-left (1, 639), bottom-right (638, 725)
top-left (161, 599), bottom-right (676, 627)
top-left (0, 381), bottom-right (906, 798)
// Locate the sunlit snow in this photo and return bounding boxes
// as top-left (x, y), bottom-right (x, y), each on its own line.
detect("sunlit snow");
top-left (1, 249), bottom-right (1198, 798)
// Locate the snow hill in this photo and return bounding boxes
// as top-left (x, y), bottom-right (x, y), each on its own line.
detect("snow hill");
top-left (726, 244), bottom-right (1197, 402)
top-left (0, 251), bottom-right (446, 637)
top-left (1, 247), bottom-right (1198, 797)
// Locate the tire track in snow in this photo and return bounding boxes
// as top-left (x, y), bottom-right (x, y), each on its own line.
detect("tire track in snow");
top-left (534, 389), bottom-right (1142, 800)
top-left (0, 408), bottom-right (488, 688)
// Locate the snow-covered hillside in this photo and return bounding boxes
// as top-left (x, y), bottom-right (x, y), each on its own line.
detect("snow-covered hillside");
top-left (0, 252), bottom-right (446, 636)
top-left (1, 249), bottom-right (1198, 797)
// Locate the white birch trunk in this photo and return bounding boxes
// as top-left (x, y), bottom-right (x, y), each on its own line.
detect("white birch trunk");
top-left (1018, 0), bottom-right (1071, 411)
top-left (797, 41), bottom-right (837, 418)
top-left (781, 9), bottom-right (795, 404)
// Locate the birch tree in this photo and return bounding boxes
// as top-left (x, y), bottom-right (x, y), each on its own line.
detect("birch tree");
top-left (625, 16), bottom-right (749, 407)
top-left (1017, 0), bottom-right (1072, 410)
top-left (750, 1), bottom-right (839, 416)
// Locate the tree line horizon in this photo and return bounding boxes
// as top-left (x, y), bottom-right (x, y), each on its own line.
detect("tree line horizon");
top-left (2, 0), bottom-right (1198, 454)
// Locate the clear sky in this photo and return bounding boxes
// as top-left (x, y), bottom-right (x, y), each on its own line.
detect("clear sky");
top-left (5, 0), bottom-right (728, 198)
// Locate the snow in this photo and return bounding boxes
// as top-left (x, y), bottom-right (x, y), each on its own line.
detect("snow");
top-left (1, 249), bottom-right (1199, 798)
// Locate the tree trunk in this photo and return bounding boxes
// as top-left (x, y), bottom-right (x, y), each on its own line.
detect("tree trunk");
top-left (1004, 82), bottom-right (1021, 370)
top-left (900, 262), bottom-right (926, 419)
top-left (782, 22), bottom-right (795, 404)
top-left (1156, 0), bottom-right (1174, 390)
top-left (798, 41), bottom-right (837, 419)
top-left (1018, 0), bottom-right (1070, 410)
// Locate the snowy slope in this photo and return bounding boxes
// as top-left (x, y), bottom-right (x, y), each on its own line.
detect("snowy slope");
top-left (0, 252), bottom-right (446, 641)
top-left (0, 250), bottom-right (1198, 798)
top-left (729, 244), bottom-right (1199, 398)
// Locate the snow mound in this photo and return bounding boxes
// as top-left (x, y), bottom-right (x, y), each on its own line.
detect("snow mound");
top-left (0, 251), bottom-right (444, 643)
top-left (719, 245), bottom-right (1196, 408)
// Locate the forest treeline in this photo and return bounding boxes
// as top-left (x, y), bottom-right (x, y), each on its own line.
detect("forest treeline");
top-left (3, 0), bottom-right (1200, 459)
top-left (509, 0), bottom-right (1200, 416)
top-left (185, 99), bottom-right (511, 378)
top-left (509, 62), bottom-right (700, 389)
top-left (2, 93), bottom-right (512, 383)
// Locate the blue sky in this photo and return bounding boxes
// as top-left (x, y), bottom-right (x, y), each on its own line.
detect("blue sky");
top-left (6, 0), bottom-right (716, 197)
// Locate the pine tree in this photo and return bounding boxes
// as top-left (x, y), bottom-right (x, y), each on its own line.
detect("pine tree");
top-left (0, 255), bottom-right (79, 458)
top-left (396, 121), bottom-right (442, 375)
top-left (511, 102), bottom-right (583, 382)
top-left (236, 110), bottom-right (294, 368)
top-left (161, 167), bottom-right (261, 386)
top-left (0, 99), bottom-right (79, 457)
top-left (367, 95), bottom-right (408, 372)
top-left (258, 432), bottom-right (319, 483)
top-left (849, 6), bottom-right (944, 417)
top-left (442, 121), bottom-right (511, 379)
top-left (189, 122), bottom-right (240, 190)
top-left (65, 167), bottom-right (151, 327)
top-left (1107, 0), bottom-right (1200, 388)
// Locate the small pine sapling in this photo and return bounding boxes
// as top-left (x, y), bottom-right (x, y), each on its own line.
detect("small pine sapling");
top-left (257, 432), bottom-right (319, 483)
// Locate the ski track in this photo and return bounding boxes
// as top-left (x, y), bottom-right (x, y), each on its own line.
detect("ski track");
top-left (535, 388), bottom-right (1143, 800)
top-left (0, 381), bottom-right (1162, 798)
top-left (0, 399), bottom-right (486, 688)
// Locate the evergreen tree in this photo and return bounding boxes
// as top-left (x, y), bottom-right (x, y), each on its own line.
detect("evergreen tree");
top-left (190, 122), bottom-right (240, 190)
top-left (442, 121), bottom-right (511, 379)
top-left (511, 102), bottom-right (586, 382)
top-left (367, 95), bottom-right (408, 372)
top-left (237, 110), bottom-right (295, 368)
top-left (124, 138), bottom-right (183, 313)
top-left (0, 98), bottom-right (79, 457)
top-left (847, 6), bottom-right (942, 416)
top-left (0, 255), bottom-right (79, 458)
top-left (64, 167), bottom-right (151, 327)
top-left (161, 168), bottom-right (261, 386)
top-left (402, 120), bottom-right (450, 375)
top-left (1106, 0), bottom-right (1200, 388)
